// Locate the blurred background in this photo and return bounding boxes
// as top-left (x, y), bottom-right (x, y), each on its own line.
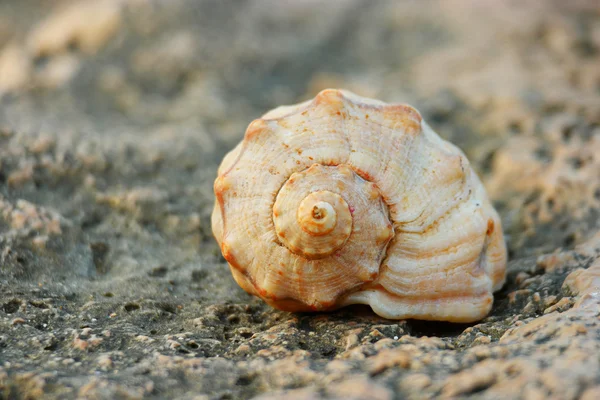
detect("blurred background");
top-left (0, 0), bottom-right (600, 262)
top-left (1, 0), bottom-right (599, 309)
top-left (0, 1), bottom-right (599, 398)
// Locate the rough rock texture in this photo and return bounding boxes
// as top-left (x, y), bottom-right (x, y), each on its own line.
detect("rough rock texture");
top-left (0, 1), bottom-right (599, 399)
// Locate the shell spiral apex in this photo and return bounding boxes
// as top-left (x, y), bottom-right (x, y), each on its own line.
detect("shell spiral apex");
top-left (212, 89), bottom-right (507, 322)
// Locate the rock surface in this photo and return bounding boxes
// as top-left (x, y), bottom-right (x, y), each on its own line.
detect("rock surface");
top-left (0, 1), bottom-right (599, 399)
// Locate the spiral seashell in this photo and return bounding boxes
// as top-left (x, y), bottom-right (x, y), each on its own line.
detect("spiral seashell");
top-left (212, 89), bottom-right (507, 322)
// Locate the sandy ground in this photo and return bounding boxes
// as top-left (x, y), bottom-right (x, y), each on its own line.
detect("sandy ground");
top-left (0, 0), bottom-right (599, 399)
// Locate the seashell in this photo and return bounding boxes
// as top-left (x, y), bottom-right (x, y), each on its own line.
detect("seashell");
top-left (212, 89), bottom-right (507, 322)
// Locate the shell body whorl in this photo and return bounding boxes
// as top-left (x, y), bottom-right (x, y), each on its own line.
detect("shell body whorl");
top-left (212, 89), bottom-right (507, 322)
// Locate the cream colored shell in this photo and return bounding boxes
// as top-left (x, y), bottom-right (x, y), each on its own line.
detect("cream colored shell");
top-left (212, 89), bottom-right (507, 322)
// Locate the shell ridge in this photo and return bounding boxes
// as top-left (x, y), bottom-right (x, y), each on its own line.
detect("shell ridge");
top-left (335, 93), bottom-right (353, 164)
top-left (392, 234), bottom-right (484, 262)
top-left (393, 147), bottom-right (469, 227)
top-left (381, 250), bottom-right (481, 284)
top-left (346, 107), bottom-right (412, 207)
top-left (385, 125), bottom-right (424, 222)
top-left (262, 99), bottom-right (313, 121)
top-left (293, 254), bottom-right (306, 303)
top-left (395, 206), bottom-right (485, 256)
top-left (384, 251), bottom-right (487, 287)
top-left (221, 126), bottom-right (304, 297)
top-left (214, 141), bottom-right (249, 233)
top-left (396, 178), bottom-right (473, 234)
top-left (378, 263), bottom-right (492, 299)
top-left (379, 250), bottom-right (490, 291)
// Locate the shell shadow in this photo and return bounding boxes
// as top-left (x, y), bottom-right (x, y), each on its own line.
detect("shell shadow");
top-left (295, 304), bottom-right (476, 339)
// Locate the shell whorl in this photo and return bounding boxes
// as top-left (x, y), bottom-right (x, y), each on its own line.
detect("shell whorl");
top-left (275, 187), bottom-right (351, 259)
top-left (297, 193), bottom-right (342, 236)
top-left (273, 164), bottom-right (391, 260)
top-left (212, 89), bottom-right (507, 322)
